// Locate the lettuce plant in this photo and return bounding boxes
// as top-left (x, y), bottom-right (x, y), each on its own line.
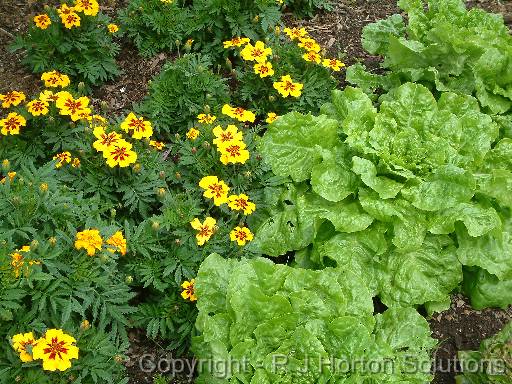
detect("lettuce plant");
top-left (193, 253), bottom-right (436, 383)
top-left (348, 0), bottom-right (512, 114)
top-left (250, 83), bottom-right (512, 311)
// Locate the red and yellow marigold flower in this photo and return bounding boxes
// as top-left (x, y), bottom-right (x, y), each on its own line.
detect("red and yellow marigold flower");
top-left (149, 140), bottom-right (165, 150)
top-left (39, 90), bottom-right (59, 103)
top-left (12, 332), bottom-right (39, 362)
top-left (322, 58), bottom-right (345, 71)
top-left (74, 0), bottom-right (99, 16)
top-left (190, 217), bottom-right (217, 246)
top-left (253, 61), bottom-right (274, 78)
top-left (93, 126), bottom-right (121, 152)
top-left (71, 158), bottom-right (80, 168)
top-left (273, 75), bottom-right (303, 98)
top-left (218, 140), bottom-right (250, 165)
top-left (57, 3), bottom-right (76, 16)
top-left (61, 12), bottom-right (81, 29)
top-left (212, 125), bottom-right (243, 147)
top-left (198, 176), bottom-right (229, 206)
top-left (197, 113), bottom-right (216, 124)
top-left (181, 279), bottom-right (197, 301)
top-left (41, 71), bottom-right (71, 88)
top-left (0, 113), bottom-right (26, 135)
top-left (27, 99), bottom-right (50, 116)
top-left (56, 92), bottom-right (91, 121)
top-left (223, 37), bottom-right (250, 48)
top-left (104, 140), bottom-right (137, 167)
top-left (107, 23), bottom-right (119, 33)
top-left (303, 50), bottom-right (321, 64)
top-left (240, 41), bottom-right (272, 63)
top-left (1, 171), bottom-right (16, 184)
top-left (266, 112), bottom-right (278, 124)
top-left (186, 127), bottom-right (200, 141)
top-left (75, 229), bottom-right (102, 256)
top-left (34, 14), bottom-right (52, 29)
top-left (107, 231), bottom-right (127, 256)
top-left (221, 104), bottom-right (256, 123)
top-left (0, 91), bottom-right (26, 108)
top-left (53, 152), bottom-right (72, 168)
top-left (228, 194), bottom-right (256, 215)
top-left (283, 27), bottom-right (308, 40)
top-left (230, 226), bottom-right (254, 246)
top-left (32, 329), bottom-right (79, 372)
top-left (120, 112), bottom-right (153, 140)
top-left (298, 37), bottom-right (320, 52)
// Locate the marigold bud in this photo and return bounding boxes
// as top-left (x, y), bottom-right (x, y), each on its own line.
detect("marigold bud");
top-left (175, 133), bottom-right (181, 140)
top-left (275, 26), bottom-right (281, 35)
top-left (253, 15), bottom-right (260, 23)
top-left (100, 254), bottom-right (109, 263)
top-left (132, 163), bottom-right (142, 173)
top-left (202, 141), bottom-right (211, 149)
top-left (175, 239), bottom-right (181, 245)
top-left (159, 171), bottom-right (166, 180)
top-left (191, 147), bottom-right (197, 154)
top-left (203, 104), bottom-right (211, 114)
top-left (269, 95), bottom-right (276, 102)
top-left (114, 355), bottom-right (124, 363)
top-left (152, 221), bottom-right (160, 231)
top-left (39, 182), bottom-right (49, 193)
top-left (100, 100), bottom-right (109, 111)
top-left (11, 196), bottom-right (21, 206)
top-left (125, 275), bottom-right (133, 284)
top-left (175, 172), bottom-right (181, 179)
top-left (80, 319), bottom-right (90, 330)
top-left (244, 171), bottom-right (252, 177)
top-left (48, 237), bottom-right (57, 246)
top-left (78, 82), bottom-right (85, 92)
top-left (1, 159), bottom-right (9, 170)
top-left (225, 58), bottom-right (232, 70)
top-left (110, 208), bottom-right (117, 218)
top-left (30, 240), bottom-right (39, 250)
top-left (157, 188), bottom-right (166, 197)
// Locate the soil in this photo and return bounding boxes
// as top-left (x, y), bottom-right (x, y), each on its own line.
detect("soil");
top-left (1, 1), bottom-right (512, 383)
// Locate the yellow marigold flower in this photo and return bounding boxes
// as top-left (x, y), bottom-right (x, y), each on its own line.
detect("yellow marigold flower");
top-left (74, 0), bottom-right (99, 16)
top-left (120, 112), bottom-right (153, 140)
top-left (298, 37), bottom-right (320, 53)
top-left (190, 217), bottom-right (216, 246)
top-left (283, 27), bottom-right (308, 40)
top-left (0, 91), bottom-right (26, 108)
top-left (181, 279), bottom-right (197, 301)
top-left (75, 229), bottom-right (102, 256)
top-left (104, 139), bottom-right (138, 168)
top-left (41, 71), bottom-right (71, 88)
top-left (218, 140), bottom-right (250, 165)
top-left (71, 158), bottom-right (80, 168)
top-left (230, 226), bottom-right (254, 246)
top-left (273, 75), bottom-right (303, 98)
top-left (1, 171), bottom-right (16, 184)
top-left (185, 38), bottom-right (194, 47)
top-left (212, 125), bottom-right (243, 147)
top-left (107, 23), bottom-right (119, 33)
top-left (80, 319), bottom-right (90, 330)
top-left (303, 50), bottom-right (321, 64)
top-left (92, 126), bottom-right (121, 152)
top-left (186, 127), bottom-right (200, 140)
top-left (32, 329), bottom-right (79, 372)
top-left (39, 90), bottom-right (59, 103)
top-left (34, 14), bottom-right (52, 29)
top-left (240, 41), bottom-right (272, 63)
top-left (27, 99), bottom-right (50, 116)
top-left (61, 12), bottom-right (81, 29)
top-left (12, 332), bottom-right (39, 362)
top-left (223, 37), bottom-right (250, 48)
top-left (228, 194), bottom-right (256, 215)
top-left (266, 112), bottom-right (278, 124)
top-left (221, 104), bottom-right (256, 123)
top-left (197, 113), bottom-right (216, 124)
top-left (107, 231), bottom-right (127, 256)
top-left (10, 251), bottom-right (24, 277)
top-left (253, 61), bottom-right (274, 78)
top-left (322, 58), bottom-right (345, 71)
top-left (198, 176), bottom-right (229, 206)
top-left (149, 140), bottom-right (165, 150)
top-left (160, 0), bottom-right (174, 3)
top-left (0, 113), bottom-right (26, 135)
top-left (57, 3), bottom-right (76, 17)
top-left (53, 151), bottom-right (72, 168)
top-left (56, 92), bottom-right (91, 121)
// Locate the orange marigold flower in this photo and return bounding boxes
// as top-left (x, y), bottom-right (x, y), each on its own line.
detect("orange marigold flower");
top-left (106, 231), bottom-right (127, 255)
top-left (56, 92), bottom-right (91, 121)
top-left (266, 112), bottom-right (278, 123)
top-left (32, 329), bottom-right (79, 371)
top-left (92, 126), bottom-right (121, 152)
top-left (75, 229), bottom-right (102, 256)
top-left (298, 37), bottom-right (320, 52)
top-left (61, 12), bottom-right (81, 29)
top-left (273, 75), bottom-right (303, 98)
top-left (1, 171), bottom-right (17, 184)
top-left (104, 139), bottom-right (137, 168)
top-left (74, 0), bottom-right (99, 16)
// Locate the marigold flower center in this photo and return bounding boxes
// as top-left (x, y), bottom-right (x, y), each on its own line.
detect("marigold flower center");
top-left (111, 146), bottom-right (129, 161)
top-left (5, 118), bottom-right (20, 131)
top-left (64, 99), bottom-right (83, 114)
top-left (31, 101), bottom-right (45, 111)
top-left (235, 230), bottom-right (247, 240)
top-left (101, 133), bottom-right (118, 146)
top-left (128, 118), bottom-right (146, 131)
top-left (4, 93), bottom-right (18, 103)
top-left (198, 225), bottom-right (213, 237)
top-left (283, 81), bottom-right (296, 92)
top-left (252, 49), bottom-right (263, 57)
top-left (225, 145), bottom-right (241, 157)
top-left (208, 183), bottom-right (224, 197)
top-left (43, 337), bottom-right (69, 360)
top-left (236, 198), bottom-right (248, 209)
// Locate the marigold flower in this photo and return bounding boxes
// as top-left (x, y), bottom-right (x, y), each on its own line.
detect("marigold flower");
top-left (218, 140), bottom-right (250, 165)
top-left (230, 226), bottom-right (254, 246)
top-left (34, 14), bottom-right (51, 29)
top-left (71, 158), bottom-right (80, 168)
top-left (228, 194), bottom-right (256, 215)
top-left (75, 229), bottom-right (102, 256)
top-left (80, 319), bottom-right (90, 330)
top-left (1, 171), bottom-right (16, 184)
top-left (92, 126), bottom-right (121, 153)
top-left (221, 104), bottom-right (256, 123)
top-left (12, 332), bottom-right (39, 362)
top-left (10, 246), bottom-right (40, 278)
top-left (0, 113), bottom-right (26, 135)
top-left (56, 92), bottom-right (91, 121)
top-left (199, 176), bottom-right (229, 206)
top-left (57, 3), bottom-right (76, 17)
top-left (283, 27), bottom-right (308, 40)
top-left (273, 75), bottom-right (303, 98)
top-left (62, 12), bottom-right (81, 29)
top-left (120, 112), bottom-right (153, 140)
top-left (197, 113), bottom-right (216, 124)
top-left (181, 279), bottom-right (197, 301)
top-left (190, 217), bottom-right (216, 246)
top-left (241, 41), bottom-right (272, 63)
top-left (106, 231), bottom-right (127, 255)
top-left (149, 140), bottom-right (165, 150)
top-left (266, 112), bottom-right (278, 124)
top-left (186, 128), bottom-right (200, 141)
top-left (303, 50), bottom-right (321, 64)
top-left (39, 90), bottom-right (59, 103)
top-left (212, 125), bottom-right (243, 147)
top-left (322, 58), bottom-right (345, 71)
top-left (253, 61), bottom-right (274, 78)
top-left (27, 99), bottom-right (50, 116)
top-left (74, 0), bottom-right (99, 16)
top-left (107, 23), bottom-right (119, 33)
top-left (104, 139), bottom-right (138, 168)
top-left (160, 0), bottom-right (174, 3)
top-left (0, 91), bottom-right (26, 108)
top-left (298, 37), bottom-right (320, 53)
top-left (41, 71), bottom-right (71, 88)
top-left (32, 329), bottom-right (79, 372)
top-left (223, 37), bottom-right (250, 48)
top-left (53, 152), bottom-right (72, 168)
